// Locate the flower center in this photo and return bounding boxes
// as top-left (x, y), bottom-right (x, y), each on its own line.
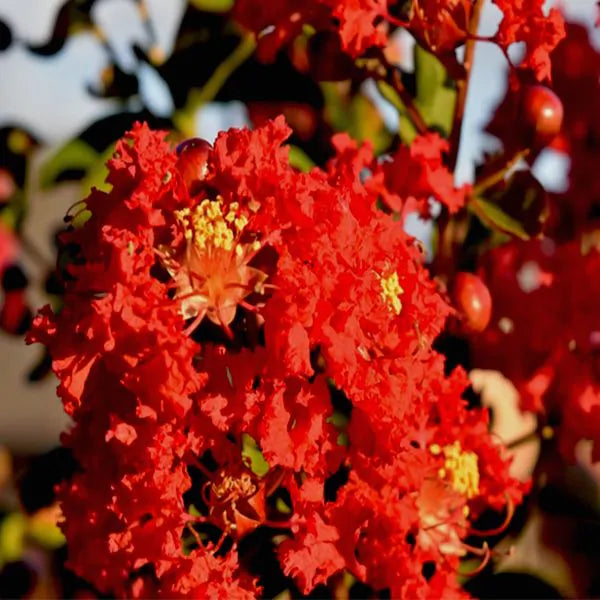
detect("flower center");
top-left (176, 199), bottom-right (253, 254)
top-left (158, 196), bottom-right (267, 331)
top-left (212, 472), bottom-right (257, 502)
top-left (430, 441), bottom-right (480, 499)
top-left (379, 271), bottom-right (404, 315)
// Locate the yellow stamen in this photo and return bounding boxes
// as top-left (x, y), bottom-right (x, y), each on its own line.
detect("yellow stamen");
top-left (432, 441), bottom-right (480, 499)
top-left (175, 196), bottom-right (247, 253)
top-left (379, 271), bottom-right (404, 315)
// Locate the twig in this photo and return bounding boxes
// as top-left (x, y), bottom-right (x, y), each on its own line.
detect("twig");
top-left (390, 69), bottom-right (429, 135)
top-left (471, 149), bottom-right (530, 197)
top-left (448, 0), bottom-right (485, 170)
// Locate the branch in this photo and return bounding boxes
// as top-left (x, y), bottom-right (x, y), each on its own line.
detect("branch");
top-left (471, 149), bottom-right (530, 197)
top-left (389, 68), bottom-right (429, 136)
top-left (448, 0), bottom-right (485, 170)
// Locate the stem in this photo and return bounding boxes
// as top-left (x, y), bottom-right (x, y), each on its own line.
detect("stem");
top-left (506, 428), bottom-right (538, 450)
top-left (448, 0), bottom-right (485, 170)
top-left (506, 424), bottom-right (554, 450)
top-left (374, 50), bottom-right (428, 136)
top-left (471, 149), bottom-right (530, 197)
top-left (390, 68), bottom-right (429, 135)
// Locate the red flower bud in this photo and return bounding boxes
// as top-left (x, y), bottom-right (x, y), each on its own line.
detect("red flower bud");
top-left (176, 138), bottom-right (211, 190)
top-left (451, 272), bottom-right (492, 333)
top-left (521, 85), bottom-right (564, 147)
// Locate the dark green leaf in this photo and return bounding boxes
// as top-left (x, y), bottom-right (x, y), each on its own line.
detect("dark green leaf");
top-left (288, 145), bottom-right (316, 172)
top-left (241, 434), bottom-right (269, 477)
top-left (189, 0), bottom-right (234, 12)
top-left (414, 44), bottom-right (447, 108)
top-left (470, 197), bottom-right (530, 240)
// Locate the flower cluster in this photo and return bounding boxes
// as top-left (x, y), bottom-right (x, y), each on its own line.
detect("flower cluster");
top-left (29, 118), bottom-right (524, 597)
top-left (233, 0), bottom-right (564, 80)
top-left (473, 21), bottom-right (600, 464)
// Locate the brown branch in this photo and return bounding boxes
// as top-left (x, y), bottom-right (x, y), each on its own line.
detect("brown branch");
top-left (390, 69), bottom-right (429, 135)
top-left (471, 149), bottom-right (530, 197)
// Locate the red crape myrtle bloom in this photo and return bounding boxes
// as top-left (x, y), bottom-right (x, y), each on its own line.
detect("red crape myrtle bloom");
top-left (29, 118), bottom-right (525, 598)
top-left (233, 0), bottom-right (564, 81)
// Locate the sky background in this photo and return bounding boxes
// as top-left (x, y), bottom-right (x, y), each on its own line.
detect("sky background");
top-left (0, 0), bottom-right (597, 451)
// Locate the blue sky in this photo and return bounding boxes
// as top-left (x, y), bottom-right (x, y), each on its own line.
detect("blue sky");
top-left (0, 0), bottom-right (597, 185)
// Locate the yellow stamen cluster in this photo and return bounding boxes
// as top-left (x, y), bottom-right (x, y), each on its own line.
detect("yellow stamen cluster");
top-left (430, 441), bottom-right (480, 499)
top-left (379, 271), bottom-right (404, 315)
top-left (175, 198), bottom-right (248, 253)
top-left (212, 472), bottom-right (256, 500)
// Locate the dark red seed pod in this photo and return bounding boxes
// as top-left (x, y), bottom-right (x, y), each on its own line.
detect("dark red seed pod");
top-left (520, 85), bottom-right (564, 148)
top-left (176, 138), bottom-right (212, 191)
top-left (451, 272), bottom-right (492, 333)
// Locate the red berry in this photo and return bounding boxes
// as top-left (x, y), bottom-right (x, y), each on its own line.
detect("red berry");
top-left (176, 138), bottom-right (211, 190)
top-left (451, 272), bottom-right (492, 333)
top-left (520, 85), bottom-right (564, 147)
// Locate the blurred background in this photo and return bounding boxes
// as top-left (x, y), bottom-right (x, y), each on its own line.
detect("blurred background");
top-left (0, 0), bottom-right (598, 597)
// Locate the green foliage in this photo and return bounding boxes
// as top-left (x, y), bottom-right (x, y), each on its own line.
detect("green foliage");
top-left (381, 45), bottom-right (456, 144)
top-left (470, 197), bottom-right (530, 240)
top-left (39, 139), bottom-right (98, 190)
top-left (189, 0), bottom-right (234, 12)
top-left (241, 433), bottom-right (270, 477)
top-left (0, 513), bottom-right (26, 565)
top-left (27, 518), bottom-right (65, 550)
top-left (322, 83), bottom-right (391, 153)
top-left (80, 143), bottom-right (116, 195)
top-left (288, 145), bottom-right (316, 172)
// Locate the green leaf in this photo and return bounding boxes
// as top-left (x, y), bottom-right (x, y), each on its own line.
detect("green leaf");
top-left (414, 44), bottom-right (447, 108)
top-left (189, 0), bottom-right (234, 12)
top-left (470, 197), bottom-right (530, 240)
top-left (241, 434), bottom-right (270, 477)
top-left (327, 410), bottom-right (348, 429)
top-left (381, 45), bottom-right (456, 142)
top-left (39, 139), bottom-right (99, 189)
top-left (80, 143), bottom-right (116, 195)
top-left (397, 112), bottom-right (417, 144)
top-left (0, 513), bottom-right (27, 564)
top-left (323, 82), bottom-right (391, 153)
top-left (275, 497), bottom-right (292, 514)
top-left (418, 85), bottom-right (456, 137)
top-left (376, 81), bottom-right (418, 144)
top-left (288, 145), bottom-right (316, 173)
top-left (27, 519), bottom-right (65, 550)
top-left (413, 46), bottom-right (456, 137)
top-left (376, 81), bottom-right (404, 112)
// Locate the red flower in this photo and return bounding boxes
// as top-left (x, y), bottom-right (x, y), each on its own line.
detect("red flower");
top-left (492, 0), bottom-right (565, 81)
top-left (29, 119), bottom-right (524, 597)
top-left (379, 133), bottom-right (470, 216)
top-left (233, 0), bottom-right (564, 83)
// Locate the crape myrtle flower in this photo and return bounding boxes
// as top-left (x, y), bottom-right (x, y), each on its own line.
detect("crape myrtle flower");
top-left (233, 0), bottom-right (564, 81)
top-left (29, 118), bottom-right (524, 598)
